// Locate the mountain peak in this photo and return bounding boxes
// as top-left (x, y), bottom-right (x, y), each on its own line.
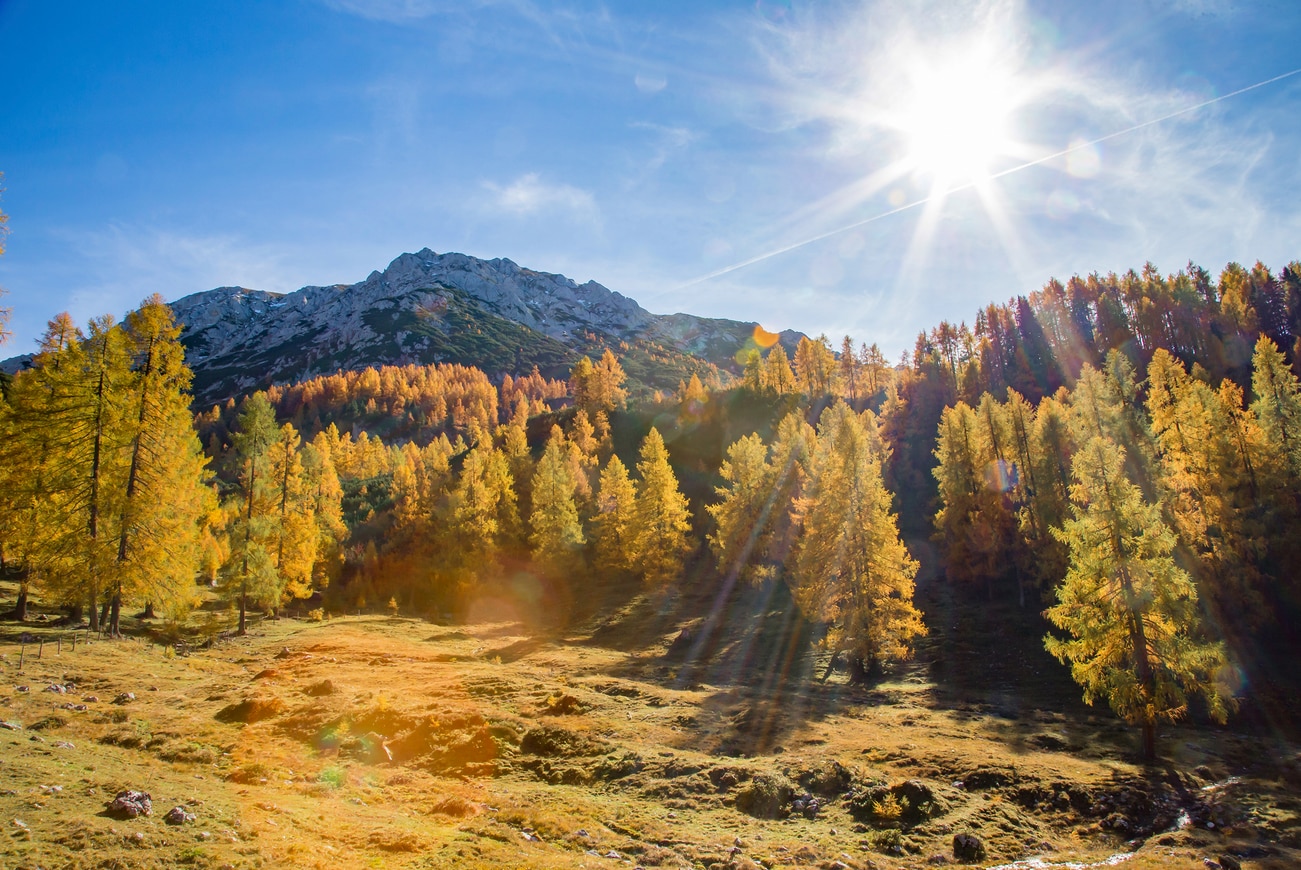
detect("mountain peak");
top-left (155, 248), bottom-right (802, 404)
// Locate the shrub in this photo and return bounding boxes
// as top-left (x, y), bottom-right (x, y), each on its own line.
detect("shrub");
top-left (734, 774), bottom-right (793, 819)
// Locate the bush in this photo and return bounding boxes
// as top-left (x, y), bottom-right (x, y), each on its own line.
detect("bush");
top-left (734, 774), bottom-right (793, 819)
top-left (318, 765), bottom-right (347, 788)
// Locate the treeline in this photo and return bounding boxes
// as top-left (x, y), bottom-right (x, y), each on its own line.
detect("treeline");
top-left (6, 255), bottom-right (1301, 759)
top-left (195, 360), bottom-right (568, 458)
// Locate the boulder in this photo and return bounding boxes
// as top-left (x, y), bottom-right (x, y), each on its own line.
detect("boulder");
top-left (164, 806), bottom-right (196, 825)
top-left (107, 790), bottom-right (152, 819)
top-left (953, 833), bottom-right (985, 863)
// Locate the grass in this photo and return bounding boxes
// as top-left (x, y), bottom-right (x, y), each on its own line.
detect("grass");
top-left (0, 573), bottom-right (1297, 869)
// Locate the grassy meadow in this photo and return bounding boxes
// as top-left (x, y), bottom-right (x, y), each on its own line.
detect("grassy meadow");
top-left (2, 568), bottom-right (1297, 870)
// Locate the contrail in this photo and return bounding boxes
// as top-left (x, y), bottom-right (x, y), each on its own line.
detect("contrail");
top-left (678, 66), bottom-right (1301, 289)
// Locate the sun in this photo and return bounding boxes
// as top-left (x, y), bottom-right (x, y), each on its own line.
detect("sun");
top-left (895, 48), bottom-right (1020, 185)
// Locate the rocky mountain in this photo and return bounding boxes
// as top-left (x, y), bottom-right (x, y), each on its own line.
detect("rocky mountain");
top-left (166, 249), bottom-right (803, 405)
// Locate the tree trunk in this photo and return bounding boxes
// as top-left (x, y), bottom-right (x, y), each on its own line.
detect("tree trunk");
top-left (99, 600), bottom-right (110, 632)
top-left (238, 587), bottom-right (247, 635)
top-left (1141, 720), bottom-right (1156, 763)
top-left (88, 590), bottom-right (99, 632)
top-left (14, 583), bottom-right (28, 621)
top-left (143, 602), bottom-right (155, 620)
top-left (66, 603), bottom-right (83, 625)
top-left (108, 592), bottom-right (122, 638)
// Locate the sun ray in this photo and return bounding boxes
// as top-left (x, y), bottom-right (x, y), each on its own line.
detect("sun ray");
top-left (970, 175), bottom-right (1032, 282)
top-left (897, 178), bottom-right (952, 290)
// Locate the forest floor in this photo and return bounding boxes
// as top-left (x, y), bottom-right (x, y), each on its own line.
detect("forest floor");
top-left (1, 565), bottom-right (1299, 870)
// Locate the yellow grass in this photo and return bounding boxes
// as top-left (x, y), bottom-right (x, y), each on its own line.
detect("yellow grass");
top-left (0, 609), bottom-right (1295, 869)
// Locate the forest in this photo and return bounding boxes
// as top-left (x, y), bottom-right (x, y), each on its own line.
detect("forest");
top-left (3, 257), bottom-right (1301, 763)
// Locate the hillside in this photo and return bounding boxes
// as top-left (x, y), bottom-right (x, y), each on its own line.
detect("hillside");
top-left (166, 249), bottom-right (805, 404)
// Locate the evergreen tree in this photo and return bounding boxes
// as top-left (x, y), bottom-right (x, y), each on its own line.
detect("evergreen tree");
top-left (1045, 436), bottom-right (1230, 761)
top-left (632, 428), bottom-right (691, 587)
top-left (790, 401), bottom-right (925, 675)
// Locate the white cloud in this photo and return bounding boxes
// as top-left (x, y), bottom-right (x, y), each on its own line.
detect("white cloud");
top-left (482, 173), bottom-right (599, 222)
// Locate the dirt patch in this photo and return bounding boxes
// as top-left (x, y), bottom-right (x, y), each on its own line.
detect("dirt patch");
top-left (519, 724), bottom-right (609, 757)
top-left (215, 696), bottom-right (285, 723)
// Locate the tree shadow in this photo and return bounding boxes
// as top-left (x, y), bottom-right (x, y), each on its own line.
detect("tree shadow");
top-left (582, 568), bottom-right (905, 755)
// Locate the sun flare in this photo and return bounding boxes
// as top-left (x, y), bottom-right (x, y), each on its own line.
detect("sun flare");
top-left (896, 49), bottom-right (1020, 185)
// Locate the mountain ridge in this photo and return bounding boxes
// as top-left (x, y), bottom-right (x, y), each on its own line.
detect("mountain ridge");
top-left (4, 248), bottom-right (806, 405)
top-left (160, 248), bottom-right (805, 404)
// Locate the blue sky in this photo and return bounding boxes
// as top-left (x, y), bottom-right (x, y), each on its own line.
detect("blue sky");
top-left (2, 0), bottom-right (1299, 360)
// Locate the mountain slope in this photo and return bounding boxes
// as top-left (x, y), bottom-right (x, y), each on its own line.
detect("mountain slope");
top-left (169, 249), bottom-right (803, 405)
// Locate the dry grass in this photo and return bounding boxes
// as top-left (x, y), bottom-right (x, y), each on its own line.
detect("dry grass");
top-left (0, 578), bottom-right (1298, 869)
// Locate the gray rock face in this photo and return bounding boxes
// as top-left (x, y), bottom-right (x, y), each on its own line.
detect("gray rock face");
top-left (171, 250), bottom-right (652, 379)
top-left (161, 248), bottom-right (802, 404)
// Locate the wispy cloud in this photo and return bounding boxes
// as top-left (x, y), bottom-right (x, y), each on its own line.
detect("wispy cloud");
top-left (482, 173), bottom-right (599, 222)
top-left (49, 226), bottom-right (297, 323)
top-left (629, 121), bottom-right (697, 175)
top-left (320, 0), bottom-right (466, 22)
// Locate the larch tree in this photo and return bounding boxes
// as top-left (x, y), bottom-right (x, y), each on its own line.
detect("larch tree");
top-left (0, 314), bottom-right (83, 620)
top-left (570, 350), bottom-right (628, 416)
top-left (632, 427), bottom-right (691, 587)
top-left (707, 433), bottom-right (775, 584)
top-left (1045, 436), bottom-right (1231, 762)
top-left (224, 392), bottom-right (280, 634)
top-left (762, 412), bottom-right (815, 570)
top-left (763, 345), bottom-right (796, 395)
top-left (529, 427), bottom-right (585, 577)
top-left (1250, 335), bottom-right (1301, 480)
top-left (932, 401), bottom-right (1005, 593)
top-left (794, 335), bottom-right (837, 397)
top-left (840, 336), bottom-right (860, 402)
top-left (50, 314), bottom-right (130, 631)
top-left (591, 454), bottom-right (637, 578)
top-left (266, 422), bottom-right (318, 608)
top-left (301, 436), bottom-right (346, 592)
top-left (741, 348), bottom-right (764, 392)
top-left (104, 297), bottom-right (210, 634)
top-left (790, 401), bottom-right (925, 677)
top-left (441, 443), bottom-right (515, 592)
